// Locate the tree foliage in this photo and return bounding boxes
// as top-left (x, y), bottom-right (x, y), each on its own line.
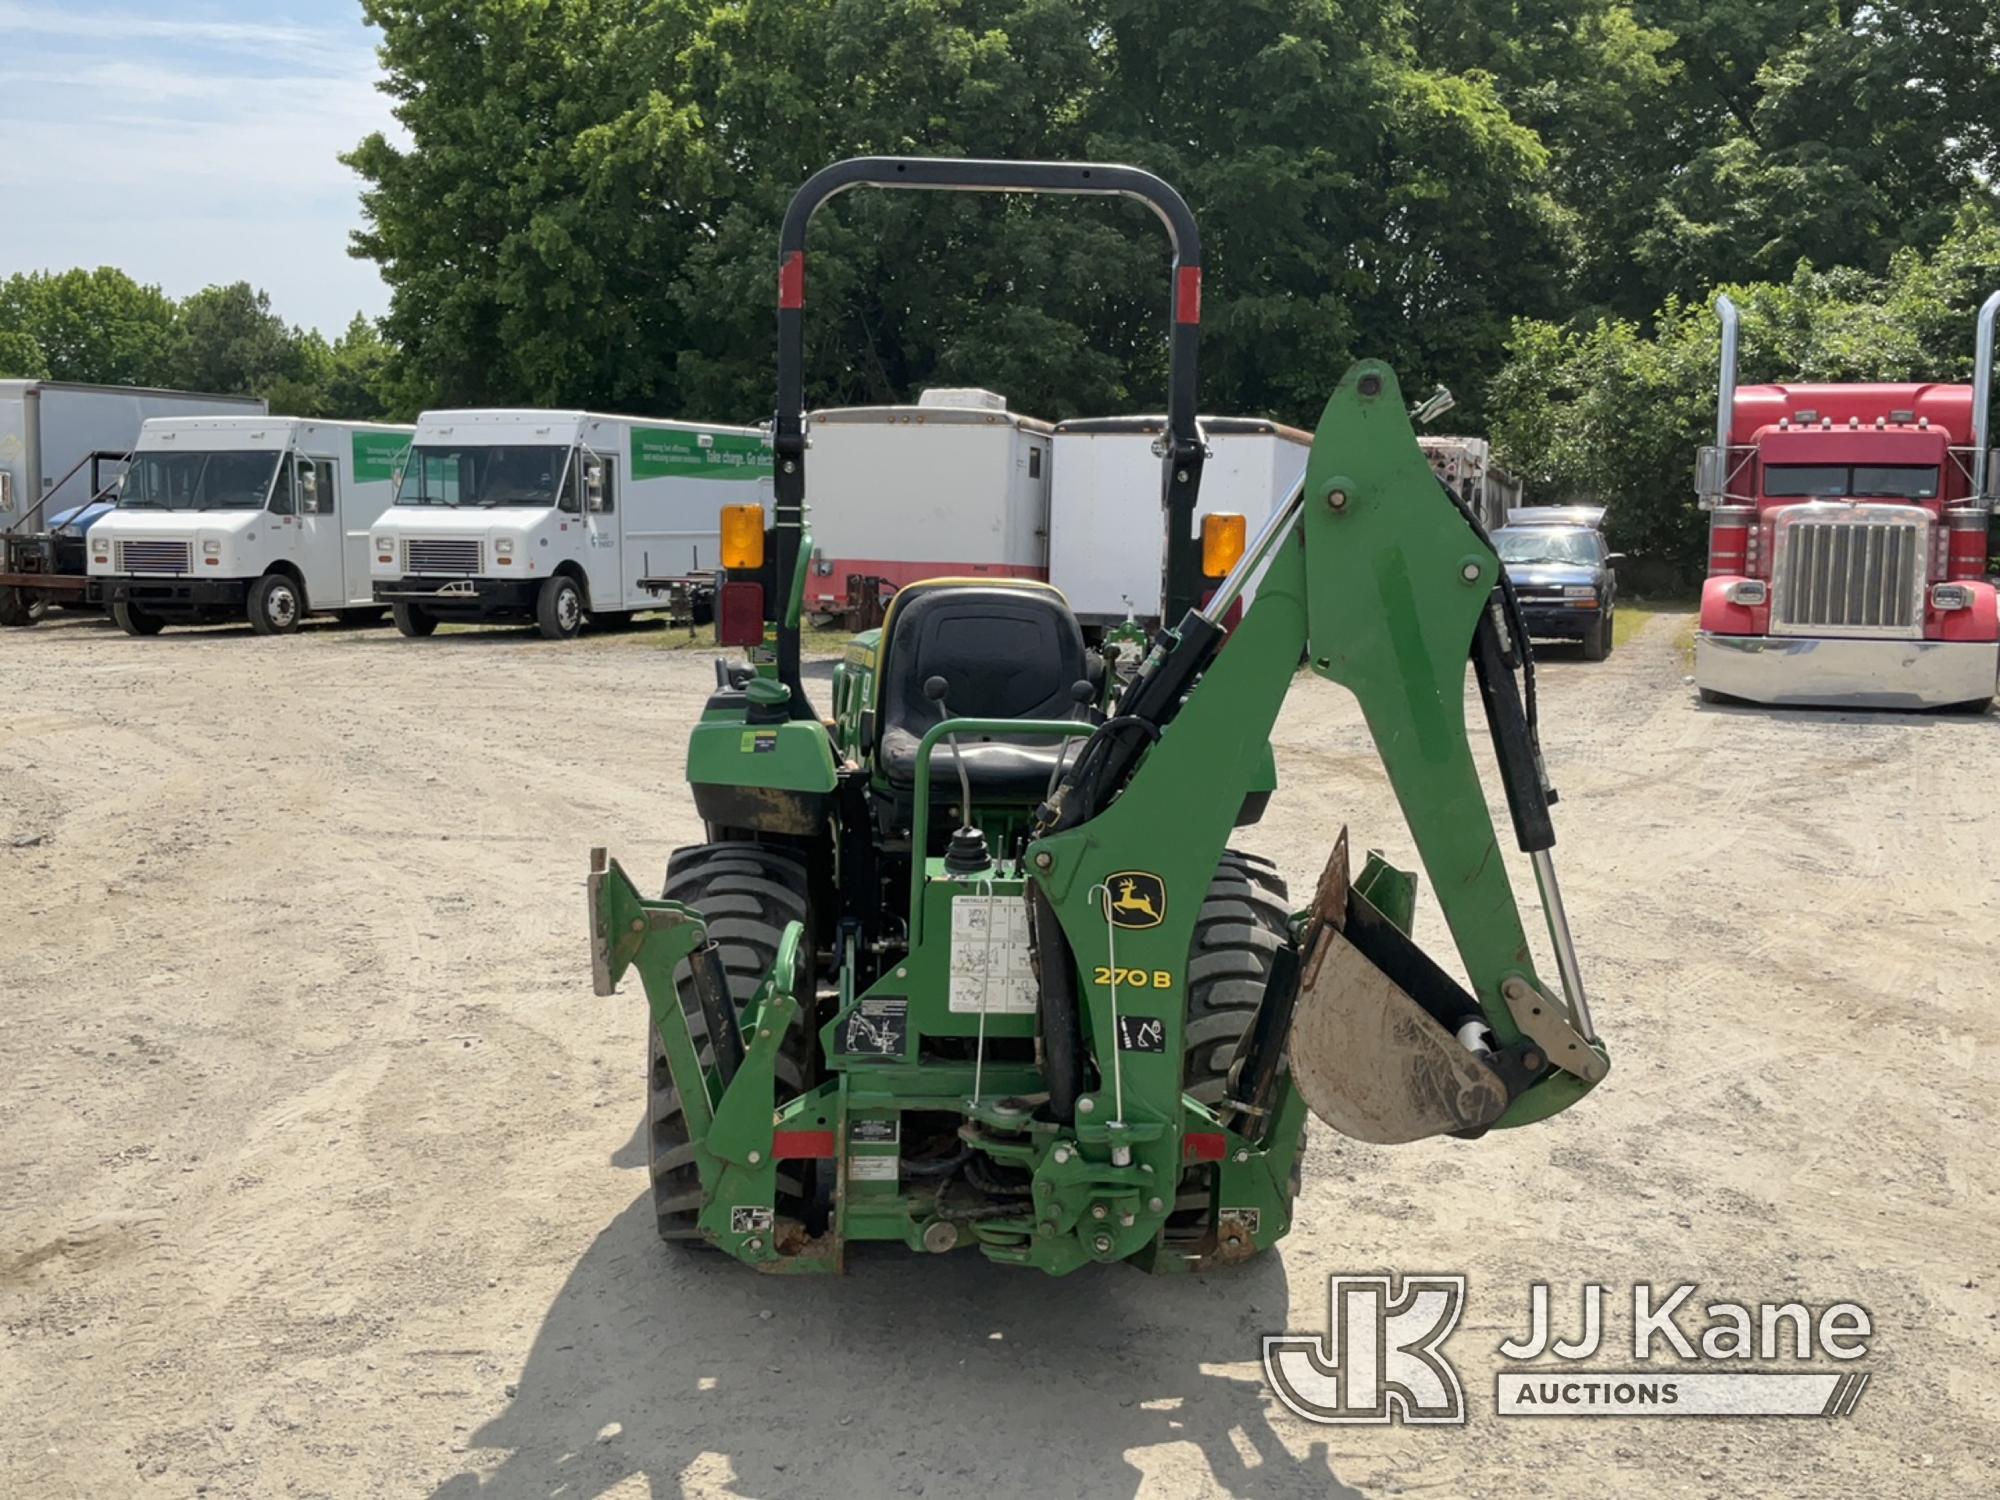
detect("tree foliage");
top-left (1490, 208), bottom-right (2000, 572)
top-left (0, 270), bottom-right (407, 419)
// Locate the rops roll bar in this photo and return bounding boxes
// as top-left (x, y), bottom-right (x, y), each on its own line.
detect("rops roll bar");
top-left (767, 157), bottom-right (1207, 714)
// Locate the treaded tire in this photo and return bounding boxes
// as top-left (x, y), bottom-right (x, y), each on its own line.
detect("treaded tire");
top-left (0, 586), bottom-right (44, 627)
top-left (536, 574), bottom-right (583, 640)
top-left (650, 842), bottom-right (818, 1244)
top-left (392, 602), bottom-right (437, 638)
top-left (248, 573), bottom-right (304, 635)
top-left (112, 599), bottom-right (165, 636)
top-left (1581, 613), bottom-right (1609, 661)
top-left (1170, 850), bottom-right (1301, 1246)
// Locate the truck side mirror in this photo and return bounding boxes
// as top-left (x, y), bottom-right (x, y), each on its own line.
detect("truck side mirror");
top-left (298, 464), bottom-right (320, 512)
top-left (585, 459), bottom-right (607, 512)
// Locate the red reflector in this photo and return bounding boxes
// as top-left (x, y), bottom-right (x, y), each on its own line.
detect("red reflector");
top-left (1176, 265), bottom-right (1202, 325)
top-left (718, 580), bottom-right (765, 647)
top-left (1184, 1131), bottom-right (1228, 1162)
top-left (772, 1129), bottom-right (835, 1160)
top-left (778, 250), bottom-right (806, 310)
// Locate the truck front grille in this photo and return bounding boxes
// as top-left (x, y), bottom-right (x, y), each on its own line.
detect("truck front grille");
top-left (404, 537), bottom-right (481, 574)
top-left (117, 539), bottom-right (191, 574)
top-left (1770, 504), bottom-right (1927, 640)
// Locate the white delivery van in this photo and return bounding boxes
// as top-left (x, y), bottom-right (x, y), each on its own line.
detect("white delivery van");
top-left (371, 409), bottom-right (771, 640)
top-left (88, 416), bottom-right (414, 636)
top-left (1048, 415), bottom-right (1311, 629)
top-left (803, 389), bottom-right (1052, 622)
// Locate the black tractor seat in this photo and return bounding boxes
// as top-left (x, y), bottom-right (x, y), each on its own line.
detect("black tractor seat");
top-left (875, 581), bottom-right (1094, 804)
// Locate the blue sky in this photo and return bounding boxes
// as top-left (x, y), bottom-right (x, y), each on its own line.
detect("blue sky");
top-left (0, 1), bottom-right (399, 336)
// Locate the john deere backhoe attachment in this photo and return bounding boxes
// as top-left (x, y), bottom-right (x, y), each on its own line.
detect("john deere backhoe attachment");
top-left (586, 156), bottom-right (1609, 1275)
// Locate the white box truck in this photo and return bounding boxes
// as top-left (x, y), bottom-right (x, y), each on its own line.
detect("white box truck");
top-left (1048, 415), bottom-right (1311, 629)
top-left (1, 380), bottom-right (265, 625)
top-left (1417, 434), bottom-right (1522, 530)
top-left (88, 416), bottom-right (414, 635)
top-left (802, 389), bottom-right (1052, 623)
top-left (370, 409), bottom-right (771, 640)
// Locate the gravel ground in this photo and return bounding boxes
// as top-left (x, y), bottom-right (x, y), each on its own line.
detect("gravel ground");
top-left (1, 607), bottom-right (1994, 1499)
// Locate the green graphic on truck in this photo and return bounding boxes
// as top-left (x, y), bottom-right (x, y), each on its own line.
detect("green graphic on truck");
top-left (353, 430), bottom-right (413, 485)
top-left (630, 427), bottom-right (773, 482)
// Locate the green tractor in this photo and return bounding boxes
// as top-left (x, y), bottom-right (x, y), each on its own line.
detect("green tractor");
top-left (589, 158), bottom-right (1609, 1275)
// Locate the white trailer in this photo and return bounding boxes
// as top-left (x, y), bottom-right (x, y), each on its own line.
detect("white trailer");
top-left (88, 417), bottom-right (415, 635)
top-left (1417, 435), bottom-right (1522, 530)
top-left (370, 409), bottom-right (770, 640)
top-left (0, 381), bottom-right (265, 625)
top-left (803, 389), bottom-right (1052, 622)
top-left (1047, 415), bottom-right (1311, 627)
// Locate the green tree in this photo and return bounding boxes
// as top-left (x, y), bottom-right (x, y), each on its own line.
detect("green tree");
top-left (0, 329), bottom-right (50, 380)
top-left (1489, 207), bottom-right (2000, 573)
top-left (0, 267), bottom-right (179, 385)
top-left (172, 281), bottom-right (306, 397)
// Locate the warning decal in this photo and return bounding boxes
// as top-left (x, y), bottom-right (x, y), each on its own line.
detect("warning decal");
top-left (730, 1206), bottom-right (773, 1234)
top-left (949, 894), bottom-right (1037, 1014)
top-left (1116, 1014), bottom-right (1167, 1053)
top-left (839, 996), bottom-right (908, 1057)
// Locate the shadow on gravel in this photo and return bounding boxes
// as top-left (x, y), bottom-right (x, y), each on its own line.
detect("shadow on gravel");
top-left (432, 1194), bottom-right (1359, 1500)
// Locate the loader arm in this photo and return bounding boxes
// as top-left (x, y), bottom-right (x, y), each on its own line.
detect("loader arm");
top-left (1027, 360), bottom-right (1606, 1145)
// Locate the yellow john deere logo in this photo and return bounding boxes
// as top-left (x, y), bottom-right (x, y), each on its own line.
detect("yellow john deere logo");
top-left (1104, 871), bottom-right (1167, 929)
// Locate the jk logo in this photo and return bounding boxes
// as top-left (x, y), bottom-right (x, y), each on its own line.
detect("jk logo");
top-left (1264, 1274), bottom-right (1467, 1425)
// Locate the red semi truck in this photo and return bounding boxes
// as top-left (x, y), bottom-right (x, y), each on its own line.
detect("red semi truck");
top-left (1694, 292), bottom-right (2000, 709)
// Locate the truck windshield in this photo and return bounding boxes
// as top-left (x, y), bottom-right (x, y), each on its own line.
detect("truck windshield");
top-left (1493, 528), bottom-right (1600, 566)
top-left (1764, 464), bottom-right (1939, 500)
top-left (118, 450), bottom-right (282, 511)
top-left (394, 445), bottom-right (571, 507)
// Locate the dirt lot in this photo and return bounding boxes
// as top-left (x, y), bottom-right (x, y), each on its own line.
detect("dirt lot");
top-left (1, 607), bottom-right (1994, 1499)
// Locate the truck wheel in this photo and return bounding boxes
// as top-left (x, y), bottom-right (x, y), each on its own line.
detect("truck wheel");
top-left (1167, 850), bottom-right (1301, 1256)
top-left (112, 599), bottom-right (165, 636)
top-left (392, 602), bottom-right (437, 638)
top-left (535, 575), bottom-right (584, 640)
top-left (247, 573), bottom-right (304, 635)
top-left (0, 586), bottom-right (42, 627)
top-left (650, 843), bottom-right (819, 1245)
top-left (1581, 614), bottom-right (1610, 661)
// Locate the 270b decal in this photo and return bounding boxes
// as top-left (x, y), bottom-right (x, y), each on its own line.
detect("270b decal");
top-left (1093, 965), bottom-right (1174, 989)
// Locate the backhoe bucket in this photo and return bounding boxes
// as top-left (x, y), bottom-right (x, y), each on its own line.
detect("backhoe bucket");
top-left (1280, 835), bottom-right (1510, 1144)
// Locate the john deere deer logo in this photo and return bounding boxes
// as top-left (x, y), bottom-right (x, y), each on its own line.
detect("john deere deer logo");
top-left (1104, 872), bottom-right (1166, 929)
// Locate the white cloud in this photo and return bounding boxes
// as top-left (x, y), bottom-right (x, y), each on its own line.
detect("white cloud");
top-left (0, 3), bottom-right (401, 335)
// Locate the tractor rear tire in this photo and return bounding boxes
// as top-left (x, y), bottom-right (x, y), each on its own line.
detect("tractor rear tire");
top-left (1169, 850), bottom-right (1301, 1251)
top-left (649, 842), bottom-right (819, 1244)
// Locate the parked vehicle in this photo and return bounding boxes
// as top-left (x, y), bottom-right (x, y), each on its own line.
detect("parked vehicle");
top-left (1048, 415), bottom-right (1309, 630)
top-left (88, 417), bottom-right (414, 635)
top-left (1491, 515), bottom-right (1621, 660)
top-left (802, 390), bottom-right (1051, 626)
top-left (370, 410), bottom-right (770, 640)
top-left (0, 381), bottom-right (265, 625)
top-left (1417, 434), bottom-right (1523, 530)
top-left (1693, 293), bottom-right (2000, 709)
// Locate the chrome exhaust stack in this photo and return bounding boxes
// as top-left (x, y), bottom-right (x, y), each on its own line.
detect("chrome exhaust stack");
top-left (1972, 290), bottom-right (1999, 506)
top-left (1697, 295), bottom-right (1741, 509)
